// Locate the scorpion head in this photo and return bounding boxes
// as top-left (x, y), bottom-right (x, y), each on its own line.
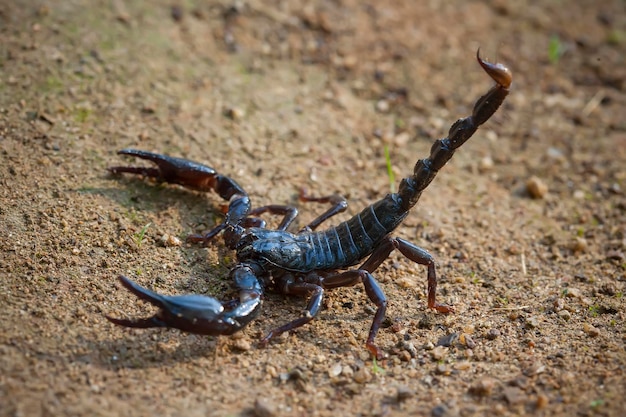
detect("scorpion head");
top-left (222, 223), bottom-right (246, 249)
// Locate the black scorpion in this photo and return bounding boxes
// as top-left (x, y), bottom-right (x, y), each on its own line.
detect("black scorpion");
top-left (106, 51), bottom-right (512, 359)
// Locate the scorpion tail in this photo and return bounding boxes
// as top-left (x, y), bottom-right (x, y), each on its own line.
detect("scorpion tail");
top-left (397, 50), bottom-right (512, 211)
top-left (106, 273), bottom-right (262, 336)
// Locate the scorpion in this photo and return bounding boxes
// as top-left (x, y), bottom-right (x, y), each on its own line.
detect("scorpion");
top-left (106, 51), bottom-right (511, 359)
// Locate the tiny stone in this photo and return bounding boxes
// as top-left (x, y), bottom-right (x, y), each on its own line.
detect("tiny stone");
top-left (376, 99), bottom-right (390, 113)
top-left (553, 298), bottom-right (565, 311)
top-left (526, 176), bottom-right (548, 199)
top-left (565, 287), bottom-right (582, 298)
top-left (435, 364), bottom-right (449, 375)
top-left (557, 309), bottom-right (572, 320)
top-left (599, 283), bottom-right (616, 296)
top-left (536, 393), bottom-right (549, 409)
top-left (460, 333), bottom-right (476, 349)
top-left (401, 341), bottom-right (417, 358)
top-left (265, 365), bottom-right (278, 378)
top-left (431, 404), bottom-right (450, 417)
top-left (328, 362), bottom-right (343, 378)
top-left (232, 338), bottom-right (251, 351)
top-left (583, 323), bottom-right (600, 337)
top-left (430, 345), bottom-right (448, 361)
top-left (486, 329), bottom-right (500, 340)
top-left (225, 106), bottom-right (245, 120)
top-left (396, 385), bottom-right (414, 402)
top-left (469, 378), bottom-right (496, 397)
top-left (397, 276), bottom-right (417, 288)
top-left (353, 366), bottom-right (372, 384)
top-left (398, 350), bottom-right (411, 362)
top-left (525, 316), bottom-right (540, 329)
top-left (570, 237), bottom-right (588, 252)
top-left (254, 398), bottom-right (277, 417)
top-left (503, 386), bottom-right (526, 405)
top-left (523, 362), bottom-right (545, 376)
top-left (437, 332), bottom-right (459, 347)
top-left (478, 156), bottom-right (494, 173)
top-left (160, 234), bottom-right (182, 247)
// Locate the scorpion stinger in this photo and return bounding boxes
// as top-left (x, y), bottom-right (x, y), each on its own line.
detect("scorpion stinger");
top-left (105, 51), bottom-right (511, 360)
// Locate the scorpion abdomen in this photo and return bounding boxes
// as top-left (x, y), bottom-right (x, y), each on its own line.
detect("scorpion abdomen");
top-left (306, 194), bottom-right (408, 270)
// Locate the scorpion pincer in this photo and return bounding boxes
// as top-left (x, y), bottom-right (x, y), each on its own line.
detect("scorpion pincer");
top-left (106, 51), bottom-right (512, 359)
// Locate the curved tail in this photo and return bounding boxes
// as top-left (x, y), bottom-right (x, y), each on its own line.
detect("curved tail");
top-left (398, 50), bottom-right (512, 211)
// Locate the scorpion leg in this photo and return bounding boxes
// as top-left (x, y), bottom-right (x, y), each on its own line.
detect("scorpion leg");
top-left (247, 205), bottom-right (299, 231)
top-left (321, 270), bottom-right (388, 360)
top-left (259, 279), bottom-right (324, 347)
top-left (187, 205), bottom-right (298, 244)
top-left (297, 190), bottom-right (348, 232)
top-left (260, 269), bottom-right (388, 360)
top-left (360, 237), bottom-right (453, 313)
top-left (106, 263), bottom-right (263, 336)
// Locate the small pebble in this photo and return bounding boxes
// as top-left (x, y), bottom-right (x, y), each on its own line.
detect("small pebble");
top-left (523, 362), bottom-right (545, 376)
top-left (599, 283), bottom-right (617, 296)
top-left (398, 350), bottom-right (411, 362)
top-left (486, 329), bottom-right (500, 340)
top-left (431, 404), bottom-right (452, 417)
top-left (565, 287), bottom-right (582, 298)
top-left (435, 364), bottom-right (449, 375)
top-left (460, 333), bottom-right (476, 349)
top-left (254, 398), bottom-right (277, 417)
top-left (557, 309), bottom-right (572, 320)
top-left (328, 362), bottom-right (343, 378)
top-left (225, 106), bottom-right (245, 120)
top-left (453, 361), bottom-right (471, 371)
top-left (436, 332), bottom-right (459, 347)
top-left (160, 234), bottom-right (182, 247)
top-left (536, 393), bottom-right (549, 409)
top-left (232, 338), bottom-right (251, 351)
top-left (525, 316), bottom-right (540, 329)
top-left (397, 276), bottom-right (417, 288)
top-left (430, 345), bottom-right (448, 361)
top-left (469, 378), bottom-right (496, 396)
top-left (376, 99), bottom-right (390, 113)
top-left (570, 237), bottom-right (588, 252)
top-left (526, 176), bottom-right (548, 198)
top-left (503, 386), bottom-right (525, 405)
top-left (553, 298), bottom-right (565, 311)
top-left (353, 367), bottom-right (372, 384)
top-left (396, 385), bottom-right (414, 402)
top-left (478, 156), bottom-right (494, 173)
top-left (583, 323), bottom-right (600, 337)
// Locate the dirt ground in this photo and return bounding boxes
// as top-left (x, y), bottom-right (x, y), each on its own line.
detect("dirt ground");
top-left (1, 1), bottom-right (625, 416)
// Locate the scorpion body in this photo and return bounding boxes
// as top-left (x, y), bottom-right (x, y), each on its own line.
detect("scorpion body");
top-left (106, 52), bottom-right (512, 359)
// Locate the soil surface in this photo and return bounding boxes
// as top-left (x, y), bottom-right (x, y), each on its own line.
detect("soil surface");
top-left (1, 1), bottom-right (625, 416)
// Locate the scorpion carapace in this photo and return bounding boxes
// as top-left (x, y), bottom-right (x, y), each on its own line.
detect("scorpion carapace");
top-left (106, 51), bottom-right (512, 359)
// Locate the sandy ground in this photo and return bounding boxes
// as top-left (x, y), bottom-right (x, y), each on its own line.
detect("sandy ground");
top-left (1, 1), bottom-right (625, 416)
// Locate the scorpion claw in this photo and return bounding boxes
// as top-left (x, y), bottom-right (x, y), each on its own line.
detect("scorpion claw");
top-left (108, 149), bottom-right (220, 191)
top-left (106, 276), bottom-right (259, 336)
